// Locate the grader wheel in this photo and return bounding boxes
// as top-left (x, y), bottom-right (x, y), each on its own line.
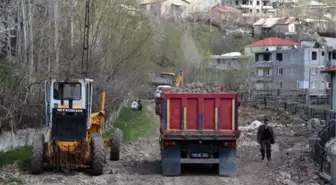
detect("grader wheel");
top-left (92, 134), bottom-right (105, 175)
top-left (30, 134), bottom-right (45, 174)
top-left (110, 128), bottom-right (122, 161)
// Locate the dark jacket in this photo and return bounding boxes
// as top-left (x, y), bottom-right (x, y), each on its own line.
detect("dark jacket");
top-left (138, 102), bottom-right (142, 111)
top-left (257, 124), bottom-right (275, 144)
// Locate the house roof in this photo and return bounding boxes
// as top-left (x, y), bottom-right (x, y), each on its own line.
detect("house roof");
top-left (139, 0), bottom-right (167, 5)
top-left (253, 16), bottom-right (298, 27)
top-left (248, 38), bottom-right (300, 47)
top-left (211, 5), bottom-right (242, 14)
top-left (321, 67), bottom-right (336, 73)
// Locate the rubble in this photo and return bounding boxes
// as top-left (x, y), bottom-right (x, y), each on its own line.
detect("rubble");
top-left (0, 103), bottom-right (323, 185)
top-left (168, 82), bottom-right (225, 93)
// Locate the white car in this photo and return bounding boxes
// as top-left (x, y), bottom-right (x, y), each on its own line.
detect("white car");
top-left (154, 85), bottom-right (171, 99)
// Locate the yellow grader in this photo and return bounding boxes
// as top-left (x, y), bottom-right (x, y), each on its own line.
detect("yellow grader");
top-left (30, 78), bottom-right (122, 175)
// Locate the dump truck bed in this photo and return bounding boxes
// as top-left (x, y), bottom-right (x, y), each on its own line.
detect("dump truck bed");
top-left (160, 93), bottom-right (240, 140)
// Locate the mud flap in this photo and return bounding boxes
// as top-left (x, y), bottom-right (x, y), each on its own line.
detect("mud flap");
top-left (218, 148), bottom-right (237, 176)
top-left (161, 146), bottom-right (181, 176)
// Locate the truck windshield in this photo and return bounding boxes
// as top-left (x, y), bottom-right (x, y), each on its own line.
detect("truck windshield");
top-left (53, 82), bottom-right (81, 100)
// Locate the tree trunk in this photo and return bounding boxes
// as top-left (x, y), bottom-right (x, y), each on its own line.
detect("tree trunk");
top-left (21, 0), bottom-right (28, 66)
top-left (28, 0), bottom-right (34, 83)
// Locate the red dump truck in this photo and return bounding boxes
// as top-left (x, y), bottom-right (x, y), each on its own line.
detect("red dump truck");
top-left (159, 91), bottom-right (241, 176)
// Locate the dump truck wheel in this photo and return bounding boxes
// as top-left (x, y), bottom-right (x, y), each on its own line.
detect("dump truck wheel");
top-left (92, 134), bottom-right (105, 176)
top-left (110, 128), bottom-right (122, 161)
top-left (30, 134), bottom-right (45, 174)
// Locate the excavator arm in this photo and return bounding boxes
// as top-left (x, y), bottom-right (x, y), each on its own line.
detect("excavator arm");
top-left (175, 70), bottom-right (183, 87)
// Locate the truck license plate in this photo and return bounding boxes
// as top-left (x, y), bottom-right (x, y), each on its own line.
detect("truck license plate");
top-left (191, 153), bottom-right (209, 158)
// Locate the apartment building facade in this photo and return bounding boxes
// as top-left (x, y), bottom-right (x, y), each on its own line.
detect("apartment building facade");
top-left (139, 0), bottom-right (192, 19)
top-left (251, 47), bottom-right (336, 96)
top-left (221, 0), bottom-right (275, 16)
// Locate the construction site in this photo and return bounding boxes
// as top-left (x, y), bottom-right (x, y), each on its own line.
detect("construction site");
top-left (1, 0), bottom-right (336, 185)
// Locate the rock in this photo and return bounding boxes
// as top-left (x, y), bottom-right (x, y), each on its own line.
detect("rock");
top-left (282, 179), bottom-right (297, 185)
top-left (239, 120), bottom-right (262, 131)
top-left (280, 171), bottom-right (292, 179)
top-left (292, 117), bottom-right (303, 125)
top-left (306, 118), bottom-right (322, 129)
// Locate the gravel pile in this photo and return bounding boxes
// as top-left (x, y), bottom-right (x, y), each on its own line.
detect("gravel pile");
top-left (169, 82), bottom-right (224, 93)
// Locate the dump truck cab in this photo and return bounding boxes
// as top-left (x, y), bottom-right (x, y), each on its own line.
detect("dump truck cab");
top-left (45, 78), bottom-right (93, 141)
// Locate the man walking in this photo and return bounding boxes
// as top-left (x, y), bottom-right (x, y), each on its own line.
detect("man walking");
top-left (257, 117), bottom-right (275, 161)
top-left (131, 100), bottom-right (138, 111)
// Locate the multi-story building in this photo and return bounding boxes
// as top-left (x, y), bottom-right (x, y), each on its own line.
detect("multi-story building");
top-left (251, 45), bottom-right (336, 96)
top-left (221, 0), bottom-right (275, 16)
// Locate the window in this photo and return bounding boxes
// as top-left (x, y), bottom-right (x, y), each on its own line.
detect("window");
top-left (328, 82), bottom-right (331, 88)
top-left (235, 0), bottom-right (238, 5)
top-left (297, 81), bottom-right (300, 88)
top-left (217, 59), bottom-right (220, 65)
top-left (333, 51), bottom-right (336, 59)
top-left (312, 51), bottom-right (317, 60)
top-left (264, 68), bottom-right (270, 76)
top-left (276, 53), bottom-right (283, 61)
top-left (53, 82), bottom-right (82, 100)
top-left (278, 68), bottom-right (283, 75)
top-left (250, 1), bottom-right (252, 4)
top-left (310, 81), bottom-right (316, 89)
top-left (228, 61), bottom-right (231, 67)
top-left (322, 51), bottom-right (325, 56)
top-left (250, 9), bottom-right (252, 12)
top-left (257, 1), bottom-right (260, 5)
top-left (256, 9), bottom-right (260, 13)
top-left (278, 82), bottom-right (283, 88)
top-left (263, 1), bottom-right (267, 5)
top-left (242, 0), bottom-right (247, 4)
top-left (263, 53), bottom-right (271, 61)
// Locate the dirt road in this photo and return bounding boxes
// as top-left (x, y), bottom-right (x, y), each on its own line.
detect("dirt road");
top-left (0, 105), bottom-right (322, 185)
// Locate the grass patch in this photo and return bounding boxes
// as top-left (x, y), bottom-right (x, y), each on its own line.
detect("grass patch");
top-left (0, 147), bottom-right (31, 168)
top-left (304, 104), bottom-right (330, 113)
top-left (104, 106), bottom-right (154, 143)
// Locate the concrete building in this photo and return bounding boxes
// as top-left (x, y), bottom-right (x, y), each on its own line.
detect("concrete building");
top-left (221, 0), bottom-right (275, 16)
top-left (139, 0), bottom-right (192, 19)
top-left (251, 46), bottom-right (335, 96)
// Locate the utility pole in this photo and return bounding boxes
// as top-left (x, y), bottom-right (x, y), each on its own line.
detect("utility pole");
top-left (306, 68), bottom-right (311, 106)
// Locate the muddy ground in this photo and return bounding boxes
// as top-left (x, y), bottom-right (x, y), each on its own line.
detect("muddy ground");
top-left (0, 105), bottom-right (323, 185)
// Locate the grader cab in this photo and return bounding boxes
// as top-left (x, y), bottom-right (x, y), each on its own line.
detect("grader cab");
top-left (30, 78), bottom-right (122, 175)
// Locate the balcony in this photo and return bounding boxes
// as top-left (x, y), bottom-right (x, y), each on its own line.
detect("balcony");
top-left (252, 75), bottom-right (273, 82)
top-left (250, 60), bottom-right (273, 68)
top-left (262, 5), bottom-right (273, 9)
top-left (238, 4), bottom-right (252, 9)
